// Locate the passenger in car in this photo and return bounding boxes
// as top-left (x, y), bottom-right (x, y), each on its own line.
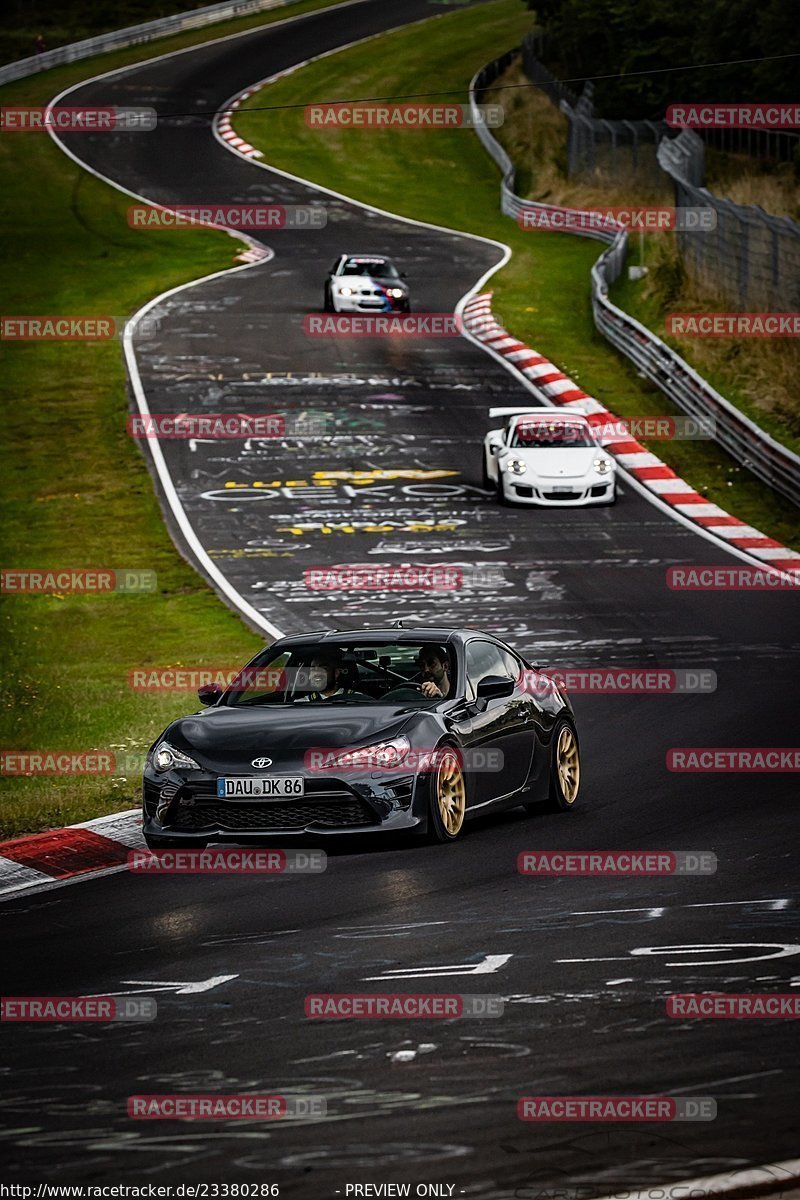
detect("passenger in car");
top-left (298, 648), bottom-right (353, 701)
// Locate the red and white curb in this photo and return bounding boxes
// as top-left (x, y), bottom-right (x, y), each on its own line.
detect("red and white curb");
top-left (462, 293), bottom-right (800, 576)
top-left (234, 242), bottom-right (271, 263)
top-left (0, 810), bottom-right (143, 899)
top-left (217, 90), bottom-right (264, 160)
top-left (215, 93), bottom-right (271, 263)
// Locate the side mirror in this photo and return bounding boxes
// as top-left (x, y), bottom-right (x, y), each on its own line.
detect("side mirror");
top-left (476, 675), bottom-right (515, 700)
top-left (198, 683), bottom-right (222, 706)
top-left (400, 271), bottom-right (408, 279)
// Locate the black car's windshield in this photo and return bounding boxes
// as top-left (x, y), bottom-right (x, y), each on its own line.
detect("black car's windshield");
top-left (224, 641), bottom-right (455, 706)
top-left (340, 258), bottom-right (399, 279)
top-left (511, 421), bottom-right (596, 448)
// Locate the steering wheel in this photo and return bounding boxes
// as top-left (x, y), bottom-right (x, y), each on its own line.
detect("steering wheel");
top-left (383, 682), bottom-right (425, 698)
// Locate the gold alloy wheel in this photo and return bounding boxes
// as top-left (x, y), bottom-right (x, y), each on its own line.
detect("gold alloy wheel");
top-left (435, 750), bottom-right (466, 837)
top-left (556, 725), bottom-right (580, 804)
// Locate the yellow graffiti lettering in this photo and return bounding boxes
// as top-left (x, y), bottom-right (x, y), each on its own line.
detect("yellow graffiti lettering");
top-left (311, 468), bottom-right (457, 482)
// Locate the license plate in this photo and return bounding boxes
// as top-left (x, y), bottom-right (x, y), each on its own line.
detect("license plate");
top-left (217, 776), bottom-right (305, 799)
top-left (550, 486), bottom-right (576, 493)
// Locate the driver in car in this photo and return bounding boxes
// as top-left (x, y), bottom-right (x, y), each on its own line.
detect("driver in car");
top-left (418, 645), bottom-right (452, 700)
top-left (299, 648), bottom-right (354, 701)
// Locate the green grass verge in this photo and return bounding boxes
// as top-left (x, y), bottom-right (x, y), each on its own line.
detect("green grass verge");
top-left (235, 0), bottom-right (800, 547)
top-left (611, 254), bottom-right (800, 459)
top-left (0, 0), bottom-right (359, 840)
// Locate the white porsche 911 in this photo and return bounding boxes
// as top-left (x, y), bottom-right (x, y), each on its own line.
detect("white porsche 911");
top-left (323, 254), bottom-right (410, 313)
top-left (483, 408), bottom-right (617, 507)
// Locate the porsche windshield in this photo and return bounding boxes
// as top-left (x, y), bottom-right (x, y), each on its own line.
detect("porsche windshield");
top-left (511, 421), bottom-right (596, 448)
top-left (224, 641), bottom-right (455, 706)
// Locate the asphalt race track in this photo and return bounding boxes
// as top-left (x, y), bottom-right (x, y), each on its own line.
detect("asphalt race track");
top-left (3, 1), bottom-right (799, 1194)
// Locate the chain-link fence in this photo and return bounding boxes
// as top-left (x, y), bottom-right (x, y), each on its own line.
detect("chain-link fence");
top-left (520, 35), bottom-right (800, 178)
top-left (658, 131), bottom-right (800, 310)
top-left (516, 37), bottom-right (800, 311)
top-left (520, 35), bottom-right (670, 188)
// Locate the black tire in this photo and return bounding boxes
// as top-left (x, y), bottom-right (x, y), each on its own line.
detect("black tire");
top-left (545, 717), bottom-right (581, 811)
top-left (426, 746), bottom-right (467, 843)
top-left (323, 284), bottom-right (333, 312)
top-left (497, 471), bottom-right (511, 506)
top-left (144, 835), bottom-right (208, 850)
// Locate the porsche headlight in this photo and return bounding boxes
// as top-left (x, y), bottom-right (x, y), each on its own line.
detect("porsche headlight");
top-left (152, 741), bottom-right (201, 773)
top-left (332, 736), bottom-right (411, 771)
top-left (507, 457), bottom-right (527, 475)
top-left (387, 288), bottom-right (405, 298)
top-left (593, 456), bottom-right (613, 475)
top-left (338, 285), bottom-right (353, 296)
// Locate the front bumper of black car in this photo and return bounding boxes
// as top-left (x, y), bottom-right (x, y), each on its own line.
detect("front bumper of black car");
top-left (142, 767), bottom-right (425, 842)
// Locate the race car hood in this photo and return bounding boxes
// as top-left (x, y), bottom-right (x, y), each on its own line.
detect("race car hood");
top-left (161, 705), bottom-right (417, 771)
top-left (505, 445), bottom-right (604, 478)
top-left (334, 273), bottom-right (404, 295)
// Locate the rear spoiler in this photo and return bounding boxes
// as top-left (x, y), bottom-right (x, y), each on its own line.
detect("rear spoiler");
top-left (488, 406), bottom-right (588, 421)
top-left (488, 406), bottom-right (543, 420)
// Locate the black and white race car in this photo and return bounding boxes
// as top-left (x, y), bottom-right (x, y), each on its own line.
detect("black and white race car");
top-left (323, 254), bottom-right (410, 313)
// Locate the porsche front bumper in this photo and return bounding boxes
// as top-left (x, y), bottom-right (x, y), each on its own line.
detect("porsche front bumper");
top-left (500, 473), bottom-right (616, 506)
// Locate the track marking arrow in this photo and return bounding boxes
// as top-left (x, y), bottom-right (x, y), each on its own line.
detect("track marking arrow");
top-left (363, 954), bottom-right (512, 980)
top-left (88, 975), bottom-right (238, 996)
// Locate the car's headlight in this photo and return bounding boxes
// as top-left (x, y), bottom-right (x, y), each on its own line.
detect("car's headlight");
top-left (387, 288), bottom-right (405, 298)
top-left (593, 456), bottom-right (613, 475)
top-left (507, 457), bottom-right (527, 475)
top-left (332, 736), bottom-right (411, 771)
top-left (152, 741), bottom-right (201, 773)
top-left (338, 285), bottom-right (353, 296)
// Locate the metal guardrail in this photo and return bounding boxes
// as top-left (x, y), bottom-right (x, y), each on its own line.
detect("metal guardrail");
top-left (469, 53), bottom-right (800, 508)
top-left (0, 0), bottom-right (294, 85)
top-left (471, 54), bottom-right (619, 248)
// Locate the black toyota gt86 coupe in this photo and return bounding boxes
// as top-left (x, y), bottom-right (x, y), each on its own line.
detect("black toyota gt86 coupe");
top-left (142, 625), bottom-right (581, 847)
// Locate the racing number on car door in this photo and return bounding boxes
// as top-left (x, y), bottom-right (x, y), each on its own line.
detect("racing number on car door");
top-left (460, 640), bottom-right (535, 804)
